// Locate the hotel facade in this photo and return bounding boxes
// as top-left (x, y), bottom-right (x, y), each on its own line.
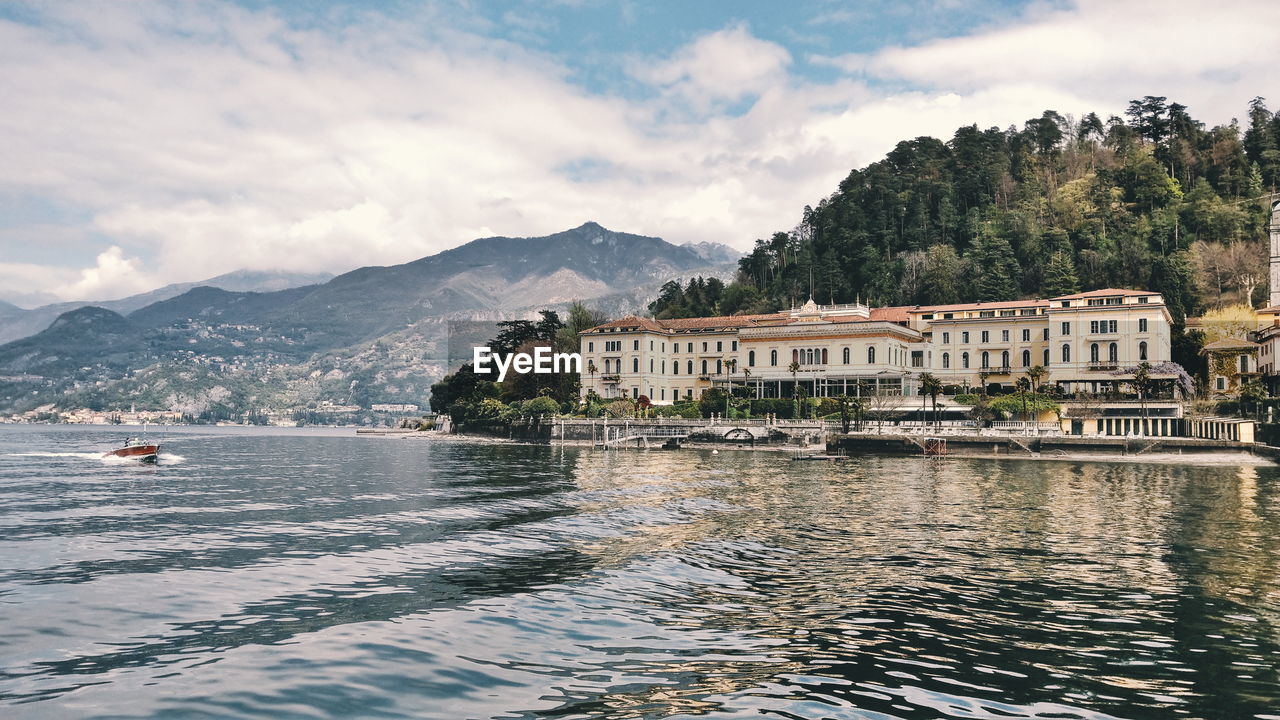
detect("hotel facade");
top-left (579, 288), bottom-right (1176, 408)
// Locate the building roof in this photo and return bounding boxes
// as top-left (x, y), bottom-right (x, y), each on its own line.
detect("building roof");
top-left (1049, 288), bottom-right (1156, 300)
top-left (909, 299), bottom-right (1049, 313)
top-left (659, 313), bottom-right (788, 330)
top-left (870, 306), bottom-right (912, 323)
top-left (1200, 337), bottom-right (1260, 351)
top-left (585, 315), bottom-right (664, 333)
top-left (583, 312), bottom-right (787, 334)
top-left (583, 288), bottom-right (1158, 335)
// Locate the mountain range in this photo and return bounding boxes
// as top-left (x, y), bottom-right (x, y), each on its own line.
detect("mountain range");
top-left (0, 223), bottom-right (738, 417)
top-left (0, 270), bottom-right (334, 346)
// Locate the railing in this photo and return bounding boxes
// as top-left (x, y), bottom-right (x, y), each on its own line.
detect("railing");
top-left (990, 421), bottom-right (1058, 430)
top-left (1058, 395), bottom-right (1178, 402)
top-left (1087, 361), bottom-right (1118, 370)
top-left (601, 375), bottom-right (621, 383)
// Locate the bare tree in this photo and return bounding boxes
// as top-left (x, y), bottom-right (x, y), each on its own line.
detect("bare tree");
top-left (1191, 240), bottom-right (1230, 301)
top-left (1225, 240), bottom-right (1267, 307)
top-left (867, 390), bottom-right (907, 434)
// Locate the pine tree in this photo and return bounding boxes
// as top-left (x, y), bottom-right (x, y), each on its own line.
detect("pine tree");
top-left (970, 226), bottom-right (1021, 301)
top-left (1042, 251), bottom-right (1080, 297)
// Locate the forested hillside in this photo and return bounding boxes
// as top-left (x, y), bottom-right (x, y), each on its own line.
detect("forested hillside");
top-left (720, 96), bottom-right (1279, 324)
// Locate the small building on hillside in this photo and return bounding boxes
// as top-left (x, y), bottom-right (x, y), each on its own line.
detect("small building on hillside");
top-left (1201, 338), bottom-right (1261, 396)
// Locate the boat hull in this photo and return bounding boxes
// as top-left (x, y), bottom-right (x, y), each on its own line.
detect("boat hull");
top-left (106, 445), bottom-right (160, 463)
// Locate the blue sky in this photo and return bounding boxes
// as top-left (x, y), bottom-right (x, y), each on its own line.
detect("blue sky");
top-left (0, 0), bottom-right (1275, 305)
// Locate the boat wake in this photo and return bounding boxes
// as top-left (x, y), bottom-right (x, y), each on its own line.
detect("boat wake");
top-left (5, 451), bottom-right (186, 466)
top-left (7, 452), bottom-right (105, 460)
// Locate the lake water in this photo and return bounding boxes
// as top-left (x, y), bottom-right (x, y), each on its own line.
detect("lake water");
top-left (1, 425), bottom-right (1278, 720)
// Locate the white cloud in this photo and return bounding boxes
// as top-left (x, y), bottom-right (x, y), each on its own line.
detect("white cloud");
top-left (52, 246), bottom-right (153, 302)
top-left (816, 0), bottom-right (1280, 115)
top-left (1, 0), bottom-right (1277, 305)
top-left (632, 24), bottom-right (792, 106)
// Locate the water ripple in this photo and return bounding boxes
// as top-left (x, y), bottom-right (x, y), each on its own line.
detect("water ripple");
top-left (0, 427), bottom-right (1278, 719)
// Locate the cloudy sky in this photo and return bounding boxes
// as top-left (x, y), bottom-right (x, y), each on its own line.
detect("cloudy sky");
top-left (1, 0), bottom-right (1277, 306)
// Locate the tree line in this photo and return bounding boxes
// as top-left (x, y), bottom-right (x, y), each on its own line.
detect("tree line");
top-left (652, 97), bottom-right (1279, 324)
top-left (428, 302), bottom-right (606, 423)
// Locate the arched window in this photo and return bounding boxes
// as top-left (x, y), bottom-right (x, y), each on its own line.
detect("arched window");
top-left (1062, 344), bottom-right (1071, 363)
top-left (748, 350), bottom-right (756, 366)
top-left (842, 347), bottom-right (850, 364)
top-left (1139, 341), bottom-right (1148, 361)
top-left (1001, 350), bottom-right (1009, 369)
top-left (716, 359), bottom-right (722, 374)
top-left (981, 351), bottom-right (990, 369)
top-left (687, 360), bottom-right (693, 375)
top-left (771, 350), bottom-right (778, 366)
top-left (1043, 349), bottom-right (1050, 366)
top-left (806, 349), bottom-right (814, 365)
top-left (1021, 349), bottom-right (1030, 367)
top-left (792, 349), bottom-right (799, 365)
top-left (868, 346), bottom-right (876, 364)
top-left (1090, 343), bottom-right (1099, 362)
top-left (1108, 343), bottom-right (1118, 362)
top-left (822, 348), bottom-right (828, 364)
top-left (701, 359), bottom-right (707, 375)
top-left (672, 361), bottom-right (678, 376)
top-left (962, 352), bottom-right (970, 369)
top-left (942, 352), bottom-right (950, 369)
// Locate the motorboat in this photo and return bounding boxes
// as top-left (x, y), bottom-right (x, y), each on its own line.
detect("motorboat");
top-left (105, 437), bottom-right (160, 464)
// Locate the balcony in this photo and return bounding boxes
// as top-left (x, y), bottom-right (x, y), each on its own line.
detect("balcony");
top-left (978, 366), bottom-right (1013, 375)
top-left (601, 374), bottom-right (621, 383)
top-left (1087, 361), bottom-right (1118, 370)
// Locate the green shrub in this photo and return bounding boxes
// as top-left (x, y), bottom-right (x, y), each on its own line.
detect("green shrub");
top-left (953, 393), bottom-right (979, 405)
top-left (749, 398), bottom-right (792, 419)
top-left (698, 388), bottom-right (729, 417)
top-left (676, 402), bottom-right (701, 419)
top-left (520, 395), bottom-right (560, 416)
top-left (988, 392), bottom-right (1059, 418)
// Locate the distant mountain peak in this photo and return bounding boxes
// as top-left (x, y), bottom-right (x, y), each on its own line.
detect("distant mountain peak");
top-left (50, 305), bottom-right (130, 329)
top-left (681, 240), bottom-right (741, 265)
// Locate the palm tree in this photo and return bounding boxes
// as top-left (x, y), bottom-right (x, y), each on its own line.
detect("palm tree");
top-left (919, 372), bottom-right (943, 431)
top-left (1015, 376), bottom-right (1031, 427)
top-left (977, 370), bottom-right (992, 396)
top-left (1026, 364), bottom-right (1047, 397)
top-left (789, 360), bottom-right (801, 418)
top-left (1025, 365), bottom-right (1047, 434)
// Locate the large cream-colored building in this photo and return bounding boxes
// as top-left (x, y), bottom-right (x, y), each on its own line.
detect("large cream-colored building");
top-left (579, 288), bottom-right (1176, 405)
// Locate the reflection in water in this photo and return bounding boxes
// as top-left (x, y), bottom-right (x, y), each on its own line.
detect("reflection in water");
top-left (0, 426), bottom-right (1278, 719)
